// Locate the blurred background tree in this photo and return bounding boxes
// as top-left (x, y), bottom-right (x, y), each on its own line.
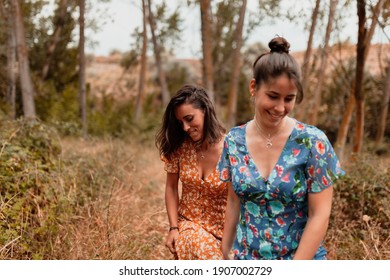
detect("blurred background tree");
top-left (0, 0), bottom-right (388, 154)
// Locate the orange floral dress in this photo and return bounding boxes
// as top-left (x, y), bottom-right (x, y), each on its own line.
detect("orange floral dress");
top-left (163, 139), bottom-right (228, 260)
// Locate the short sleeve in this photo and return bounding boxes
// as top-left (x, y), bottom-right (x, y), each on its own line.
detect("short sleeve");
top-left (161, 153), bottom-right (179, 174)
top-left (305, 131), bottom-right (345, 193)
top-left (217, 135), bottom-right (232, 182)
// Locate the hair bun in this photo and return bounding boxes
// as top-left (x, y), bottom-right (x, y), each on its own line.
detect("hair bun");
top-left (269, 37), bottom-right (290, 54)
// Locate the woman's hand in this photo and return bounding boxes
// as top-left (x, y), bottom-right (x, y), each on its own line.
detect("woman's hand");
top-left (165, 229), bottom-right (179, 254)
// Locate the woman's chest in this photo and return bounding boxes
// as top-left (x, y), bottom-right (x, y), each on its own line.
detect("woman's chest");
top-left (232, 145), bottom-right (310, 200)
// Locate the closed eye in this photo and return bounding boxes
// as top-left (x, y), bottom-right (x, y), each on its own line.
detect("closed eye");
top-left (286, 95), bottom-right (296, 102)
top-left (184, 116), bottom-right (194, 122)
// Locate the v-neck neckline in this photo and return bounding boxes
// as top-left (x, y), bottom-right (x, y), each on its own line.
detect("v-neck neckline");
top-left (191, 143), bottom-right (216, 182)
top-left (244, 119), bottom-right (297, 182)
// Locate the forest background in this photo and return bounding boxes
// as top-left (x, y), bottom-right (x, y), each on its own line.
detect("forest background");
top-left (0, 0), bottom-right (389, 260)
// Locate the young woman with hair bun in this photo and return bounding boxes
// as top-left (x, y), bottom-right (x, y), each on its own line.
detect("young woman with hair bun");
top-left (218, 37), bottom-right (345, 260)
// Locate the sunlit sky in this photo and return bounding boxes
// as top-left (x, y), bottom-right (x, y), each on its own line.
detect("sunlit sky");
top-left (86, 0), bottom-right (389, 58)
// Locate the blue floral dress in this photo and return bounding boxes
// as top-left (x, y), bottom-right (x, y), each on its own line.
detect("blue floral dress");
top-left (217, 120), bottom-right (345, 260)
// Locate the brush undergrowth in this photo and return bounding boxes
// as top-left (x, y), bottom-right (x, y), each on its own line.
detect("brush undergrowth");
top-left (1, 119), bottom-right (388, 259)
top-left (325, 153), bottom-right (390, 259)
top-left (1, 119), bottom-right (170, 259)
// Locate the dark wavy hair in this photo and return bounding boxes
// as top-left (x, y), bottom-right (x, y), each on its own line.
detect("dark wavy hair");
top-left (252, 37), bottom-right (303, 103)
top-left (155, 84), bottom-right (226, 160)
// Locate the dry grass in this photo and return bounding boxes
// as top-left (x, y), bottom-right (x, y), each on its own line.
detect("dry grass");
top-left (49, 137), bottom-right (172, 260)
top-left (60, 139), bottom-right (388, 260)
top-left (325, 152), bottom-right (390, 260)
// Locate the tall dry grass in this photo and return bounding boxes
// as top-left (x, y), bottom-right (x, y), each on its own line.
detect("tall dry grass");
top-left (325, 153), bottom-right (390, 260)
top-left (56, 139), bottom-right (389, 260)
top-left (53, 137), bottom-right (172, 259)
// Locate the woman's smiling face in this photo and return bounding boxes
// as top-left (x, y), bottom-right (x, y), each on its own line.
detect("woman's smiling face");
top-left (174, 103), bottom-right (205, 142)
top-left (251, 73), bottom-right (297, 128)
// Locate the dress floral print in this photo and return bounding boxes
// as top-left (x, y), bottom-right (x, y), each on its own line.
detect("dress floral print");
top-left (163, 139), bottom-right (228, 260)
top-left (218, 120), bottom-right (344, 260)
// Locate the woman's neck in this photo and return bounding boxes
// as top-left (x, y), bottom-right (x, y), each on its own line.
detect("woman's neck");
top-left (253, 116), bottom-right (288, 136)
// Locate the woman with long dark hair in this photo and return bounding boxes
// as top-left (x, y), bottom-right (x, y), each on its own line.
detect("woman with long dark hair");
top-left (156, 84), bottom-right (228, 259)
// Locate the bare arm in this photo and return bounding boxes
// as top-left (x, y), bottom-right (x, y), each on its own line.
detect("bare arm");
top-left (293, 186), bottom-right (333, 260)
top-left (165, 172), bottom-right (180, 254)
top-left (221, 183), bottom-right (240, 259)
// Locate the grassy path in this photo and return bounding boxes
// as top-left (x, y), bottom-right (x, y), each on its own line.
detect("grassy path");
top-left (60, 137), bottom-right (172, 260)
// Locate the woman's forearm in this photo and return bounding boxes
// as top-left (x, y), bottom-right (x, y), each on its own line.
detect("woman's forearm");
top-left (165, 173), bottom-right (180, 227)
top-left (221, 183), bottom-right (240, 259)
top-left (293, 215), bottom-right (330, 259)
top-left (293, 186), bottom-right (333, 260)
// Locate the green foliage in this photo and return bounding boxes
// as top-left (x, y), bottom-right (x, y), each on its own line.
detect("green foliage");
top-left (320, 57), bottom-right (389, 142)
top-left (47, 85), bottom-right (80, 123)
top-left (87, 95), bottom-right (133, 137)
top-left (0, 9), bottom-right (9, 111)
top-left (33, 81), bottom-right (82, 136)
top-left (364, 72), bottom-right (389, 140)
top-left (152, 1), bottom-right (183, 54)
top-left (120, 50), bottom-right (139, 70)
top-left (235, 72), bottom-right (252, 125)
top-left (234, 42), bottom-right (268, 126)
top-left (165, 60), bottom-right (199, 95)
top-left (206, 1), bottom-right (265, 126)
top-left (0, 119), bottom-right (63, 259)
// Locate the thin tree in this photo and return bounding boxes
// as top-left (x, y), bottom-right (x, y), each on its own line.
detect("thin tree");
top-left (353, 0), bottom-right (367, 155)
top-left (335, 0), bottom-right (384, 158)
top-left (308, 0), bottom-right (338, 125)
top-left (353, 0), bottom-right (385, 154)
top-left (301, 0), bottom-right (321, 98)
top-left (78, 0), bottom-right (87, 137)
top-left (200, 0), bottom-right (215, 103)
top-left (226, 0), bottom-right (247, 129)
top-left (133, 0), bottom-right (148, 123)
top-left (11, 0), bottom-right (36, 119)
top-left (147, 0), bottom-right (170, 108)
top-left (375, 63), bottom-right (390, 144)
top-left (42, 0), bottom-right (69, 80)
top-left (1, 1), bottom-right (16, 119)
top-left (292, 0), bottom-right (321, 121)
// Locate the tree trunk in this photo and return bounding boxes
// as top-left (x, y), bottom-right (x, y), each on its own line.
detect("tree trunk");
top-left (301, 0), bottom-right (321, 100)
top-left (147, 0), bottom-right (170, 108)
top-left (294, 0), bottom-right (321, 121)
top-left (11, 0), bottom-right (36, 119)
top-left (200, 0), bottom-right (215, 103)
top-left (308, 0), bottom-right (338, 125)
top-left (353, 0), bottom-right (367, 155)
top-left (226, 0), bottom-right (246, 129)
top-left (334, 0), bottom-right (384, 158)
top-left (1, 1), bottom-right (17, 119)
top-left (78, 0), bottom-right (87, 137)
top-left (334, 89), bottom-right (355, 161)
top-left (42, 0), bottom-right (69, 80)
top-left (375, 64), bottom-right (390, 144)
top-left (133, 0), bottom-right (148, 123)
